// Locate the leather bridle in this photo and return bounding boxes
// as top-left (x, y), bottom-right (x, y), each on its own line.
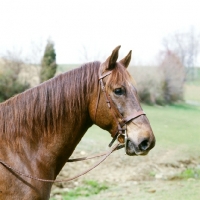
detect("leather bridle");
top-left (95, 67), bottom-right (146, 153)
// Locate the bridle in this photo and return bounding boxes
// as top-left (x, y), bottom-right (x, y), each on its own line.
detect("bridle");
top-left (0, 65), bottom-right (146, 183)
top-left (95, 66), bottom-right (146, 153)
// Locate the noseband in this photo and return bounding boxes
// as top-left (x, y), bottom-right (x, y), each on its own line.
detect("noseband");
top-left (94, 68), bottom-right (146, 152)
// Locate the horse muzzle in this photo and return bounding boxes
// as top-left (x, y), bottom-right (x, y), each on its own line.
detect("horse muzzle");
top-left (124, 125), bottom-right (156, 156)
top-left (125, 136), bottom-right (155, 156)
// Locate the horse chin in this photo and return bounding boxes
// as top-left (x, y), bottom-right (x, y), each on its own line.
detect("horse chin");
top-left (126, 150), bottom-right (136, 156)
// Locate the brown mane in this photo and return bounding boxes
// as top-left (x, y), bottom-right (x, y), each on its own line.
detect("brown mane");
top-left (0, 62), bottom-right (100, 144)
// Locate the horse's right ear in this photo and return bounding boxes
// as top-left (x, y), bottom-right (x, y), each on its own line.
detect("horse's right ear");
top-left (104, 45), bottom-right (121, 70)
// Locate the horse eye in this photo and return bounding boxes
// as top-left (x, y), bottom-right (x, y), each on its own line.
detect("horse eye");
top-left (114, 88), bottom-right (124, 95)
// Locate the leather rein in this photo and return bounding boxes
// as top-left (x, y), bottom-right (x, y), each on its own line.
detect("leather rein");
top-left (0, 67), bottom-right (145, 183)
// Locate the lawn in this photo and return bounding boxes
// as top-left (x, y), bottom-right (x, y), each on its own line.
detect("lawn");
top-left (144, 103), bottom-right (200, 156)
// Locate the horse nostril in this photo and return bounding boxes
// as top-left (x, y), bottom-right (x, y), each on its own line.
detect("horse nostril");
top-left (139, 139), bottom-right (149, 151)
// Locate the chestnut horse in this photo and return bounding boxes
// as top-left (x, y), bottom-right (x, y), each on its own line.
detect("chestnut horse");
top-left (0, 46), bottom-right (155, 199)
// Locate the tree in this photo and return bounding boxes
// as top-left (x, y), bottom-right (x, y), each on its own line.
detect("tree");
top-left (40, 40), bottom-right (57, 83)
top-left (162, 28), bottom-right (200, 80)
top-left (159, 51), bottom-right (185, 103)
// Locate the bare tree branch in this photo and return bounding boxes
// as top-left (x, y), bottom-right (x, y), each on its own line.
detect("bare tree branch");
top-left (162, 28), bottom-right (200, 80)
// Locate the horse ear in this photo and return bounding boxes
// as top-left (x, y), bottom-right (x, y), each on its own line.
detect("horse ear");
top-left (105, 45), bottom-right (121, 70)
top-left (119, 50), bottom-right (132, 68)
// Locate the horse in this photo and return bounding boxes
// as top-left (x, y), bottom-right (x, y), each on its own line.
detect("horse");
top-left (0, 46), bottom-right (155, 199)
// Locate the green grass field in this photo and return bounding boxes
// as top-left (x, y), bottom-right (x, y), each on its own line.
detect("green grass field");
top-left (144, 103), bottom-right (200, 155)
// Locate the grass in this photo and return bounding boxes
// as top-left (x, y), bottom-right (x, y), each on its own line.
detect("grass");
top-left (186, 67), bottom-right (200, 85)
top-left (57, 64), bottom-right (79, 74)
top-left (144, 103), bottom-right (200, 135)
top-left (184, 68), bottom-right (200, 103)
top-left (185, 84), bottom-right (200, 102)
top-left (127, 180), bottom-right (200, 200)
top-left (51, 180), bottom-right (108, 200)
top-left (178, 168), bottom-right (200, 179)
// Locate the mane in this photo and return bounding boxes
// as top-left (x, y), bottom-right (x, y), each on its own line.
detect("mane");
top-left (0, 62), bottom-right (100, 145)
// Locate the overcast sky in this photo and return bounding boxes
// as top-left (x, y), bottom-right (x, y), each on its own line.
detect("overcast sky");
top-left (0, 0), bottom-right (200, 64)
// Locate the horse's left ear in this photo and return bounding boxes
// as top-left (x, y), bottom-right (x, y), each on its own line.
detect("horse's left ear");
top-left (105, 45), bottom-right (121, 70)
top-left (119, 50), bottom-right (132, 68)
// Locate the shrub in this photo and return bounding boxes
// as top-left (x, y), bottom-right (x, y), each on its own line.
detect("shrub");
top-left (129, 51), bottom-right (185, 105)
top-left (130, 67), bottom-right (165, 105)
top-left (159, 51), bottom-right (185, 103)
top-left (0, 58), bottom-right (30, 102)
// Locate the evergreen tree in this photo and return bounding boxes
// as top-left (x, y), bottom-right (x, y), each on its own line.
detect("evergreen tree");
top-left (40, 40), bottom-right (57, 83)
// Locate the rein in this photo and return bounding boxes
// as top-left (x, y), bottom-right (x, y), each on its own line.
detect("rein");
top-left (0, 143), bottom-right (120, 183)
top-left (0, 66), bottom-right (145, 183)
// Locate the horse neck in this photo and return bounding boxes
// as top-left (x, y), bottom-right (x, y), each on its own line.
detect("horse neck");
top-left (0, 62), bottom-right (100, 175)
top-left (37, 63), bottom-right (100, 174)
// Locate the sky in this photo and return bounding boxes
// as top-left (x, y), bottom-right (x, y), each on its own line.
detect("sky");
top-left (0, 0), bottom-right (200, 65)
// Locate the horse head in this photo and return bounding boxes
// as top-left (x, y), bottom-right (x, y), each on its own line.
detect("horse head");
top-left (90, 46), bottom-right (155, 156)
